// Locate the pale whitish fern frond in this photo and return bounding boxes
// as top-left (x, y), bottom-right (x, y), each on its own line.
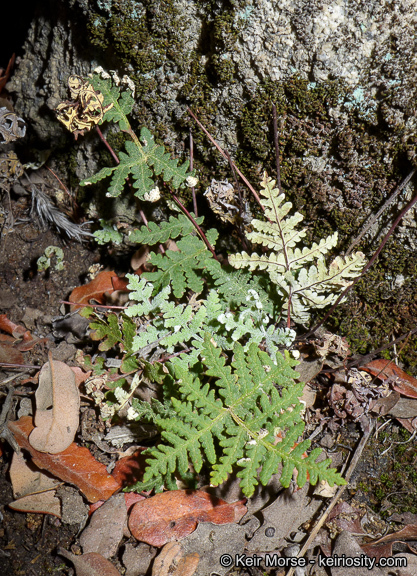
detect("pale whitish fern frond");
top-left (229, 173), bottom-right (365, 323)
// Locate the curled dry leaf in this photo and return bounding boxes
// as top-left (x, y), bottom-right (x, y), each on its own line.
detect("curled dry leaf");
top-left (8, 416), bottom-right (121, 503)
top-left (69, 270), bottom-right (122, 310)
top-left (29, 352), bottom-right (80, 454)
top-left (128, 490), bottom-right (247, 547)
top-left (9, 451), bottom-right (60, 498)
top-left (58, 549), bottom-right (121, 576)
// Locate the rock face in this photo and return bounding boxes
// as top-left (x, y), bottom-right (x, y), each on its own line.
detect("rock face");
top-left (6, 0), bottom-right (417, 367)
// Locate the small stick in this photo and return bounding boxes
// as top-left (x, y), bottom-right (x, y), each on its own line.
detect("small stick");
top-left (272, 104), bottom-right (283, 194)
top-left (189, 129), bottom-right (198, 217)
top-left (302, 187), bottom-right (417, 339)
top-left (285, 418), bottom-right (375, 576)
top-left (167, 188), bottom-right (219, 260)
top-left (346, 167), bottom-right (416, 256)
top-left (187, 108), bottom-right (265, 211)
top-left (60, 300), bottom-right (127, 310)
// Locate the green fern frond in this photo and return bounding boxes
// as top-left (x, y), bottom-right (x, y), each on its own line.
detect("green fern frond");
top-left (128, 213), bottom-right (204, 245)
top-left (145, 231), bottom-right (218, 298)
top-left (229, 173), bottom-right (366, 323)
top-left (79, 74), bottom-right (194, 198)
top-left (128, 334), bottom-right (345, 497)
top-left (89, 74), bottom-right (134, 130)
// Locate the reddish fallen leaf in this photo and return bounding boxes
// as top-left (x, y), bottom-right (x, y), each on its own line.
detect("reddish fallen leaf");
top-left (128, 490), bottom-right (247, 547)
top-left (0, 313), bottom-right (32, 340)
top-left (69, 271), bottom-right (121, 310)
top-left (111, 448), bottom-right (147, 487)
top-left (0, 343), bottom-right (24, 365)
top-left (111, 276), bottom-right (129, 291)
top-left (58, 549), bottom-right (121, 576)
top-left (362, 524), bottom-right (417, 560)
top-left (8, 417), bottom-right (121, 503)
top-left (124, 492), bottom-right (147, 511)
top-left (71, 366), bottom-right (92, 386)
top-left (360, 359), bottom-right (417, 399)
top-left (396, 417), bottom-right (417, 433)
top-left (0, 314), bottom-right (47, 352)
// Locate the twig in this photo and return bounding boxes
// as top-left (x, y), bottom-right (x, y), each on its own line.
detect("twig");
top-left (167, 189), bottom-right (219, 260)
top-left (272, 104), bottom-right (283, 194)
top-left (187, 108), bottom-right (265, 211)
top-left (302, 186), bottom-right (417, 339)
top-left (346, 167), bottom-right (416, 256)
top-left (285, 418), bottom-right (375, 576)
top-left (95, 126), bottom-right (120, 164)
top-left (60, 300), bottom-right (127, 310)
top-left (0, 363), bottom-right (40, 370)
top-left (189, 129), bottom-right (198, 217)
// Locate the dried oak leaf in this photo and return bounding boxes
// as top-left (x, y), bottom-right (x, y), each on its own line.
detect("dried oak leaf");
top-left (128, 490), bottom-right (247, 547)
top-left (360, 359), bottom-right (417, 399)
top-left (9, 450), bottom-right (60, 498)
top-left (0, 343), bottom-right (24, 365)
top-left (58, 549), bottom-right (121, 576)
top-left (80, 493), bottom-right (127, 558)
top-left (9, 490), bottom-right (61, 517)
top-left (29, 353), bottom-right (80, 454)
top-left (8, 416), bottom-right (121, 503)
top-left (69, 270), bottom-right (122, 310)
top-left (362, 524), bottom-right (417, 561)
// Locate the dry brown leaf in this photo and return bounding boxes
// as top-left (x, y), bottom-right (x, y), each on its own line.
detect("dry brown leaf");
top-left (9, 451), bottom-right (60, 498)
top-left (58, 549), bottom-right (121, 576)
top-left (152, 542), bottom-right (199, 576)
top-left (360, 359), bottom-right (417, 399)
top-left (0, 343), bottom-right (24, 365)
top-left (29, 352), bottom-right (80, 454)
top-left (80, 494), bottom-right (127, 558)
top-left (111, 448), bottom-right (147, 487)
top-left (8, 416), bottom-right (121, 503)
top-left (128, 490), bottom-right (247, 547)
top-left (362, 524), bottom-right (417, 560)
top-left (9, 490), bottom-right (61, 517)
top-left (69, 270), bottom-right (121, 310)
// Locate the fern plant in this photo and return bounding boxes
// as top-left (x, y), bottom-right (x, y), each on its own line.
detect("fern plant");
top-left (59, 71), bottom-right (364, 497)
top-left (128, 334), bottom-right (344, 497)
